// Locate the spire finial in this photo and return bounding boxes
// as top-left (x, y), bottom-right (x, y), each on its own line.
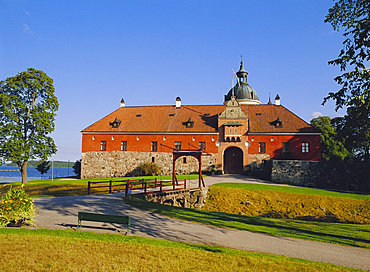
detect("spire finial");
top-left (239, 55), bottom-right (245, 71)
top-left (268, 92), bottom-right (272, 104)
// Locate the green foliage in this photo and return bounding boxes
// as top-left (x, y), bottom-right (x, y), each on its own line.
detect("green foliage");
top-left (339, 101), bottom-right (370, 161)
top-left (323, 1), bottom-right (370, 162)
top-left (310, 116), bottom-right (350, 161)
top-left (36, 160), bottom-right (50, 176)
top-left (316, 160), bottom-right (370, 192)
top-left (0, 186), bottom-right (35, 227)
top-left (324, 0), bottom-right (370, 109)
top-left (0, 68), bottom-right (59, 183)
top-left (73, 159), bottom-right (81, 178)
top-left (128, 162), bottom-right (161, 176)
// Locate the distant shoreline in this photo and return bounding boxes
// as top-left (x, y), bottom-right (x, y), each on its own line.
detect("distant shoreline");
top-left (5, 160), bottom-right (76, 168)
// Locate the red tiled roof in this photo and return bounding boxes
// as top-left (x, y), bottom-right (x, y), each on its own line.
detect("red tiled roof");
top-left (242, 105), bottom-right (319, 134)
top-left (81, 104), bottom-right (319, 134)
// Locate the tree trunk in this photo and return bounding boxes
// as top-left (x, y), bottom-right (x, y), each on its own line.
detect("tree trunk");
top-left (17, 161), bottom-right (28, 183)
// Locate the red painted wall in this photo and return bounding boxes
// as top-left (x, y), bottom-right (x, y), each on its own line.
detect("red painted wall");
top-left (82, 133), bottom-right (321, 161)
top-left (82, 134), bottom-right (219, 154)
top-left (248, 134), bottom-right (321, 161)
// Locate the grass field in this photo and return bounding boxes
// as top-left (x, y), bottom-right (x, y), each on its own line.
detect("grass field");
top-left (1, 178), bottom-right (369, 270)
top-left (203, 184), bottom-right (370, 224)
top-left (0, 174), bottom-right (201, 197)
top-left (124, 182), bottom-right (370, 249)
top-left (213, 183), bottom-right (370, 200)
top-left (0, 228), bottom-right (361, 272)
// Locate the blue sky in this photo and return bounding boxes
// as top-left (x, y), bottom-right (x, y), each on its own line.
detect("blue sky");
top-left (1, 0), bottom-right (346, 161)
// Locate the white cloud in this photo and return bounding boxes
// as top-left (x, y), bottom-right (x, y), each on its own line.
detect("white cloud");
top-left (23, 24), bottom-right (36, 35)
top-left (311, 112), bottom-right (323, 118)
top-left (21, 7), bottom-right (30, 17)
top-left (330, 113), bottom-right (345, 118)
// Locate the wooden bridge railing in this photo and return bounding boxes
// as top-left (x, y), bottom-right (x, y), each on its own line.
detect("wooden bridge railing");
top-left (87, 178), bottom-right (186, 195)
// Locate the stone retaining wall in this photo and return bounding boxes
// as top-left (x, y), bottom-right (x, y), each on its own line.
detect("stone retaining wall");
top-left (271, 160), bottom-right (320, 187)
top-left (81, 151), bottom-right (217, 179)
top-left (145, 187), bottom-right (208, 209)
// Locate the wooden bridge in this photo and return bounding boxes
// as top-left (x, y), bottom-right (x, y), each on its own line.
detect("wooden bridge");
top-left (87, 178), bottom-right (187, 195)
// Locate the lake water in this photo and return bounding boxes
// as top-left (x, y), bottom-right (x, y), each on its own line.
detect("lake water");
top-left (0, 165), bottom-right (75, 183)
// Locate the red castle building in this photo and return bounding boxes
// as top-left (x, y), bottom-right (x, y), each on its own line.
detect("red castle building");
top-left (81, 61), bottom-right (321, 178)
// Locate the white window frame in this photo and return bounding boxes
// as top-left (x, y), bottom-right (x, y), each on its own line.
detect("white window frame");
top-left (302, 142), bottom-right (309, 153)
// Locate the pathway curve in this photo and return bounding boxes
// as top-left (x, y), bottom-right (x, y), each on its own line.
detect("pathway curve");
top-left (33, 175), bottom-right (370, 270)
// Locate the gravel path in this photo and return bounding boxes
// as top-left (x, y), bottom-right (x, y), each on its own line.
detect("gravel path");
top-left (33, 175), bottom-right (370, 270)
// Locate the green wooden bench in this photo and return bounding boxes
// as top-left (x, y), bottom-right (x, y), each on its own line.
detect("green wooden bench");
top-left (77, 212), bottom-right (130, 233)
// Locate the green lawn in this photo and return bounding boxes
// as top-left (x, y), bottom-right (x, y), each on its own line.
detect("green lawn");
top-left (124, 195), bottom-right (370, 249)
top-left (4, 174), bottom-right (202, 186)
top-left (214, 183), bottom-right (370, 200)
top-left (0, 174), bottom-right (202, 197)
top-left (0, 228), bottom-right (360, 271)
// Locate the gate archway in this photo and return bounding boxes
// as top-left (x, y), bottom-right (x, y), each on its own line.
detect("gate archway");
top-left (173, 149), bottom-right (205, 187)
top-left (224, 147), bottom-right (243, 174)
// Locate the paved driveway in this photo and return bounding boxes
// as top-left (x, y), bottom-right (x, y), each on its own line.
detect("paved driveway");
top-left (33, 175), bottom-right (370, 270)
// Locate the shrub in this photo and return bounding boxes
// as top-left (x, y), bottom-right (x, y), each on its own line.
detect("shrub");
top-left (127, 163), bottom-right (161, 177)
top-left (316, 160), bottom-right (370, 192)
top-left (73, 160), bottom-right (81, 178)
top-left (0, 185), bottom-right (35, 227)
top-left (137, 163), bottom-right (161, 176)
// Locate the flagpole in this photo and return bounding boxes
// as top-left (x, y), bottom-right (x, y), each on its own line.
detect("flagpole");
top-left (52, 160), bottom-right (54, 182)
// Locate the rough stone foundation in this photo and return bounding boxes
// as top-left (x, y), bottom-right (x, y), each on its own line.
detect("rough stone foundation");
top-left (271, 160), bottom-right (320, 187)
top-left (145, 187), bottom-right (208, 209)
top-left (81, 151), bottom-right (217, 179)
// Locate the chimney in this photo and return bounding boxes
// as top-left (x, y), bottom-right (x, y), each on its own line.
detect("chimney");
top-left (275, 94), bottom-right (281, 106)
top-left (175, 97), bottom-right (181, 108)
top-left (120, 98), bottom-right (125, 108)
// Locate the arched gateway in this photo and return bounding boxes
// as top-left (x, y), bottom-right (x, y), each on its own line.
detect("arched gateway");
top-left (224, 147), bottom-right (243, 174)
top-left (173, 149), bottom-right (205, 187)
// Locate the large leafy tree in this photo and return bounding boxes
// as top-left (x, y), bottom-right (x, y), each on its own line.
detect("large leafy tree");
top-left (310, 116), bottom-right (350, 161)
top-left (0, 68), bottom-right (59, 183)
top-left (338, 99), bottom-right (370, 161)
top-left (324, 0), bottom-right (370, 109)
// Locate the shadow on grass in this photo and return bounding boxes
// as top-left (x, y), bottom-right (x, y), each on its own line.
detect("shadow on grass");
top-left (123, 195), bottom-right (370, 249)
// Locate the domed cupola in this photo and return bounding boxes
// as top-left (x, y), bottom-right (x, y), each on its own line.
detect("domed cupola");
top-left (224, 59), bottom-right (261, 105)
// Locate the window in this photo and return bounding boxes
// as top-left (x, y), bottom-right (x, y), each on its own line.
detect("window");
top-left (183, 157), bottom-right (187, 164)
top-left (121, 141), bottom-right (127, 151)
top-left (100, 141), bottom-right (106, 151)
top-left (151, 141), bottom-right (157, 152)
top-left (302, 142), bottom-right (309, 153)
top-left (151, 157), bottom-right (155, 163)
top-left (282, 142), bottom-right (290, 153)
top-left (175, 141), bottom-right (181, 151)
top-left (199, 142), bottom-right (206, 150)
top-left (258, 142), bottom-right (265, 153)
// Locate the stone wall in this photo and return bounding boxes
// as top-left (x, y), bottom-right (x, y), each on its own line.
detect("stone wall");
top-left (81, 151), bottom-right (217, 179)
top-left (243, 154), bottom-right (271, 179)
top-left (271, 160), bottom-right (320, 187)
top-left (145, 187), bottom-right (208, 209)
